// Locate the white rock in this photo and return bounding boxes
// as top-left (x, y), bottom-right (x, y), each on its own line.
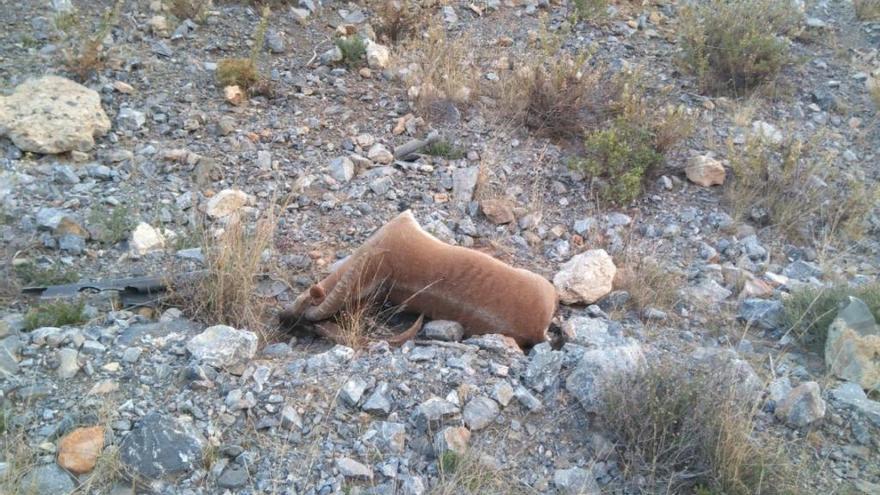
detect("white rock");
top-left (752, 120), bottom-right (783, 145)
top-left (329, 156), bottom-right (355, 182)
top-left (367, 143), bottom-right (393, 164)
top-left (0, 76), bottom-right (111, 154)
top-left (553, 249), bottom-right (616, 305)
top-left (57, 348), bottom-right (81, 379)
top-left (685, 155), bottom-right (726, 187)
top-left (206, 189), bottom-right (248, 218)
top-left (130, 222), bottom-right (165, 255)
top-left (336, 457), bottom-right (373, 480)
top-left (365, 40), bottom-right (390, 69)
top-left (186, 325), bottom-right (258, 370)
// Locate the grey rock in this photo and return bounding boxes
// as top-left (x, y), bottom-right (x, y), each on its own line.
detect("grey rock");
top-left (775, 381), bottom-right (826, 427)
top-left (783, 260), bottom-right (822, 281)
top-left (492, 381), bottom-right (514, 407)
top-left (462, 396), bottom-right (499, 431)
top-left (415, 397), bottom-right (459, 428)
top-left (452, 167), bottom-right (479, 202)
top-left (829, 383), bottom-right (880, 427)
top-left (372, 421), bottom-right (406, 453)
top-left (408, 346), bottom-right (437, 362)
top-left (281, 405), bottom-right (303, 430)
top-left (423, 320), bottom-right (464, 342)
top-left (186, 325), bottom-right (258, 370)
top-left (738, 299), bottom-right (784, 330)
top-left (20, 464), bottom-right (75, 494)
top-left (524, 342), bottom-right (563, 392)
top-left (336, 457), bottom-right (373, 480)
top-left (0, 335), bottom-right (22, 377)
top-left (218, 465), bottom-right (249, 488)
top-left (341, 377), bottom-right (369, 407)
top-left (57, 347), bottom-right (80, 378)
top-left (362, 382), bottom-right (392, 415)
top-left (687, 278), bottom-right (732, 304)
top-left (554, 467), bottom-right (600, 495)
top-left (265, 30), bottom-right (285, 53)
top-left (117, 107), bottom-right (146, 130)
top-left (561, 317), bottom-right (627, 348)
top-left (122, 346), bottom-right (142, 363)
top-left (329, 156), bottom-right (355, 182)
top-left (825, 297), bottom-right (880, 390)
top-left (119, 413), bottom-right (206, 480)
top-left (513, 385), bottom-right (543, 412)
top-left (565, 344), bottom-right (644, 412)
top-left (58, 234), bottom-right (85, 254)
top-left (305, 345), bottom-right (354, 371)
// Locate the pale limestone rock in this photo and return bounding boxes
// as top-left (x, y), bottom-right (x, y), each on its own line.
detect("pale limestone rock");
top-left (553, 249), bottom-right (616, 305)
top-left (686, 155), bottom-right (726, 187)
top-left (130, 223), bottom-right (165, 255)
top-left (206, 189), bottom-right (248, 218)
top-left (0, 76), bottom-right (110, 154)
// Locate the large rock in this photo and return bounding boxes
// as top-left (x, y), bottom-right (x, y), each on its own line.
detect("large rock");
top-left (452, 166), bottom-right (480, 202)
top-left (553, 249), bottom-right (616, 305)
top-left (775, 381), bottom-right (826, 428)
top-left (825, 297), bottom-right (880, 391)
top-left (554, 467), bottom-right (600, 495)
top-left (685, 155), bottom-right (726, 187)
top-left (524, 342), bottom-right (563, 392)
top-left (130, 222), bottom-right (166, 256)
top-left (829, 382), bottom-right (880, 427)
top-left (19, 464), bottom-right (75, 494)
top-left (480, 199), bottom-right (515, 225)
top-left (186, 325), bottom-right (258, 370)
top-left (738, 298), bottom-right (784, 330)
top-left (0, 76), bottom-right (111, 154)
top-left (462, 396), bottom-right (499, 431)
top-left (205, 189), bottom-right (249, 219)
top-left (365, 40), bottom-right (390, 69)
top-left (433, 426), bottom-right (470, 455)
top-left (561, 317), bottom-right (627, 348)
top-left (57, 426), bottom-right (105, 474)
top-left (119, 413), bottom-right (206, 480)
top-left (565, 343), bottom-right (644, 412)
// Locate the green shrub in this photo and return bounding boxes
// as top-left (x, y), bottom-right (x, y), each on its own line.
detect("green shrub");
top-left (335, 36), bottom-right (366, 67)
top-left (88, 205), bottom-right (134, 245)
top-left (570, 0), bottom-right (608, 22)
top-left (14, 263), bottom-right (79, 287)
top-left (23, 300), bottom-right (87, 331)
top-left (217, 58), bottom-right (258, 89)
top-left (570, 119), bottom-right (663, 204)
top-left (679, 0), bottom-right (800, 93)
top-left (782, 283), bottom-right (880, 352)
top-left (423, 140), bottom-right (465, 160)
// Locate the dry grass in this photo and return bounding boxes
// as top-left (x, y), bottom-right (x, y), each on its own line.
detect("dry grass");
top-left (613, 255), bottom-right (684, 315)
top-left (869, 78), bottom-right (880, 110)
top-left (679, 0), bottom-right (801, 94)
top-left (58, 0), bottom-right (124, 81)
top-left (429, 449), bottom-right (527, 495)
top-left (216, 6), bottom-right (269, 92)
top-left (781, 282), bottom-right (880, 352)
top-left (168, 0), bottom-right (212, 21)
top-left (723, 132), bottom-right (878, 244)
top-left (174, 208), bottom-right (280, 343)
top-left (854, 0), bottom-right (880, 20)
top-left (372, 0), bottom-right (426, 44)
top-left (600, 358), bottom-right (795, 494)
top-left (400, 25), bottom-right (480, 121)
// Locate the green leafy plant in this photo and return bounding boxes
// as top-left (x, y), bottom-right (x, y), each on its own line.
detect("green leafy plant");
top-left (88, 205), bottom-right (134, 245)
top-left (570, 0), bottom-right (608, 22)
top-left (335, 36), bottom-right (367, 67)
top-left (571, 119), bottom-right (663, 204)
top-left (854, 0), bottom-right (880, 20)
top-left (423, 140), bottom-right (465, 160)
top-left (14, 262), bottom-right (79, 287)
top-left (23, 299), bottom-right (87, 331)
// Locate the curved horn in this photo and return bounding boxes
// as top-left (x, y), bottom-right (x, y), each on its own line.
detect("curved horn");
top-left (304, 249), bottom-right (372, 321)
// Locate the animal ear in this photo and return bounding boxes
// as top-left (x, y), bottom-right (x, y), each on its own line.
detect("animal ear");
top-left (309, 285), bottom-right (325, 305)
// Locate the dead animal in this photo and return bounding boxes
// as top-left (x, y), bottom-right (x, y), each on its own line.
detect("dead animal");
top-left (279, 210), bottom-right (557, 348)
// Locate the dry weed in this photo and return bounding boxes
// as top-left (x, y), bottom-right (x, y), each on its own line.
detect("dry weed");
top-left (58, 0), bottom-right (124, 81)
top-left (854, 0), bottom-right (880, 20)
top-left (601, 357), bottom-right (796, 494)
top-left (430, 449), bottom-right (527, 495)
top-left (613, 255), bottom-right (684, 315)
top-left (373, 0), bottom-right (426, 44)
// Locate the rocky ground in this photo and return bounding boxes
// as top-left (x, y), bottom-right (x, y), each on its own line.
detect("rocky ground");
top-left (1, 0), bottom-right (880, 494)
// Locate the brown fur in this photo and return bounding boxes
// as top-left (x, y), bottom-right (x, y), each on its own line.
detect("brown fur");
top-left (280, 210), bottom-right (557, 347)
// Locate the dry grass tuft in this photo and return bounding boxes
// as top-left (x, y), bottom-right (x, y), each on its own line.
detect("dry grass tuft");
top-left (430, 449), bottom-right (526, 495)
top-left (401, 25), bottom-right (480, 121)
top-left (854, 0), bottom-right (880, 20)
top-left (169, 0), bottom-right (212, 22)
top-left (373, 0), bottom-right (426, 44)
top-left (601, 358), bottom-right (795, 494)
top-left (679, 0), bottom-right (801, 94)
top-left (216, 6), bottom-right (269, 92)
top-left (58, 0), bottom-right (124, 81)
top-left (723, 133), bottom-right (878, 243)
top-left (176, 208), bottom-right (280, 343)
top-left (782, 282), bottom-right (880, 352)
top-left (613, 256), bottom-right (684, 315)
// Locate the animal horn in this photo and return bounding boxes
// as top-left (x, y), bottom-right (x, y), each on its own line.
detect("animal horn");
top-left (304, 249), bottom-right (371, 321)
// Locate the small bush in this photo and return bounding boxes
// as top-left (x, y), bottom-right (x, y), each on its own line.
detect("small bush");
top-left (679, 0), bottom-right (800, 93)
top-left (613, 256), bottom-right (684, 314)
top-left (216, 58), bottom-right (259, 89)
top-left (88, 205), bottom-right (134, 245)
top-left (423, 140), bottom-right (465, 160)
top-left (855, 0), bottom-right (880, 20)
top-left (169, 0), bottom-right (212, 21)
top-left (14, 262), bottom-right (79, 287)
top-left (374, 0), bottom-right (424, 44)
top-left (570, 119), bottom-right (663, 204)
top-left (869, 78), bottom-right (880, 110)
top-left (782, 283), bottom-right (880, 352)
top-left (724, 134), bottom-right (878, 242)
top-left (23, 299), bottom-right (87, 330)
top-left (335, 36), bottom-right (367, 67)
top-left (601, 359), bottom-right (794, 494)
top-left (59, 0), bottom-right (124, 81)
top-left (570, 0), bottom-right (608, 22)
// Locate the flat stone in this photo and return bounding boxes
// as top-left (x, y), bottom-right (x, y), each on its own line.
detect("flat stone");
top-left (336, 457), bottom-right (373, 480)
top-left (561, 317), bottom-right (627, 348)
top-left (565, 344), bottom-right (644, 412)
top-left (372, 421), bottom-right (406, 453)
top-left (738, 299), bottom-right (784, 330)
top-left (362, 382), bottom-right (392, 415)
top-left (0, 76), bottom-right (111, 154)
top-left (514, 385), bottom-right (543, 412)
top-left (829, 382), bottom-right (880, 427)
top-left (416, 397), bottom-right (459, 428)
top-left (685, 155), bottom-right (725, 187)
top-left (19, 464), bottom-right (75, 493)
top-left (218, 465), bottom-right (248, 488)
top-left (554, 467), bottom-right (600, 495)
top-left (119, 413), bottom-right (205, 480)
top-left (452, 167), bottom-right (480, 202)
top-left (480, 199), bottom-right (516, 224)
top-left (57, 426), bottom-right (105, 474)
top-left (553, 249), bottom-right (616, 305)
